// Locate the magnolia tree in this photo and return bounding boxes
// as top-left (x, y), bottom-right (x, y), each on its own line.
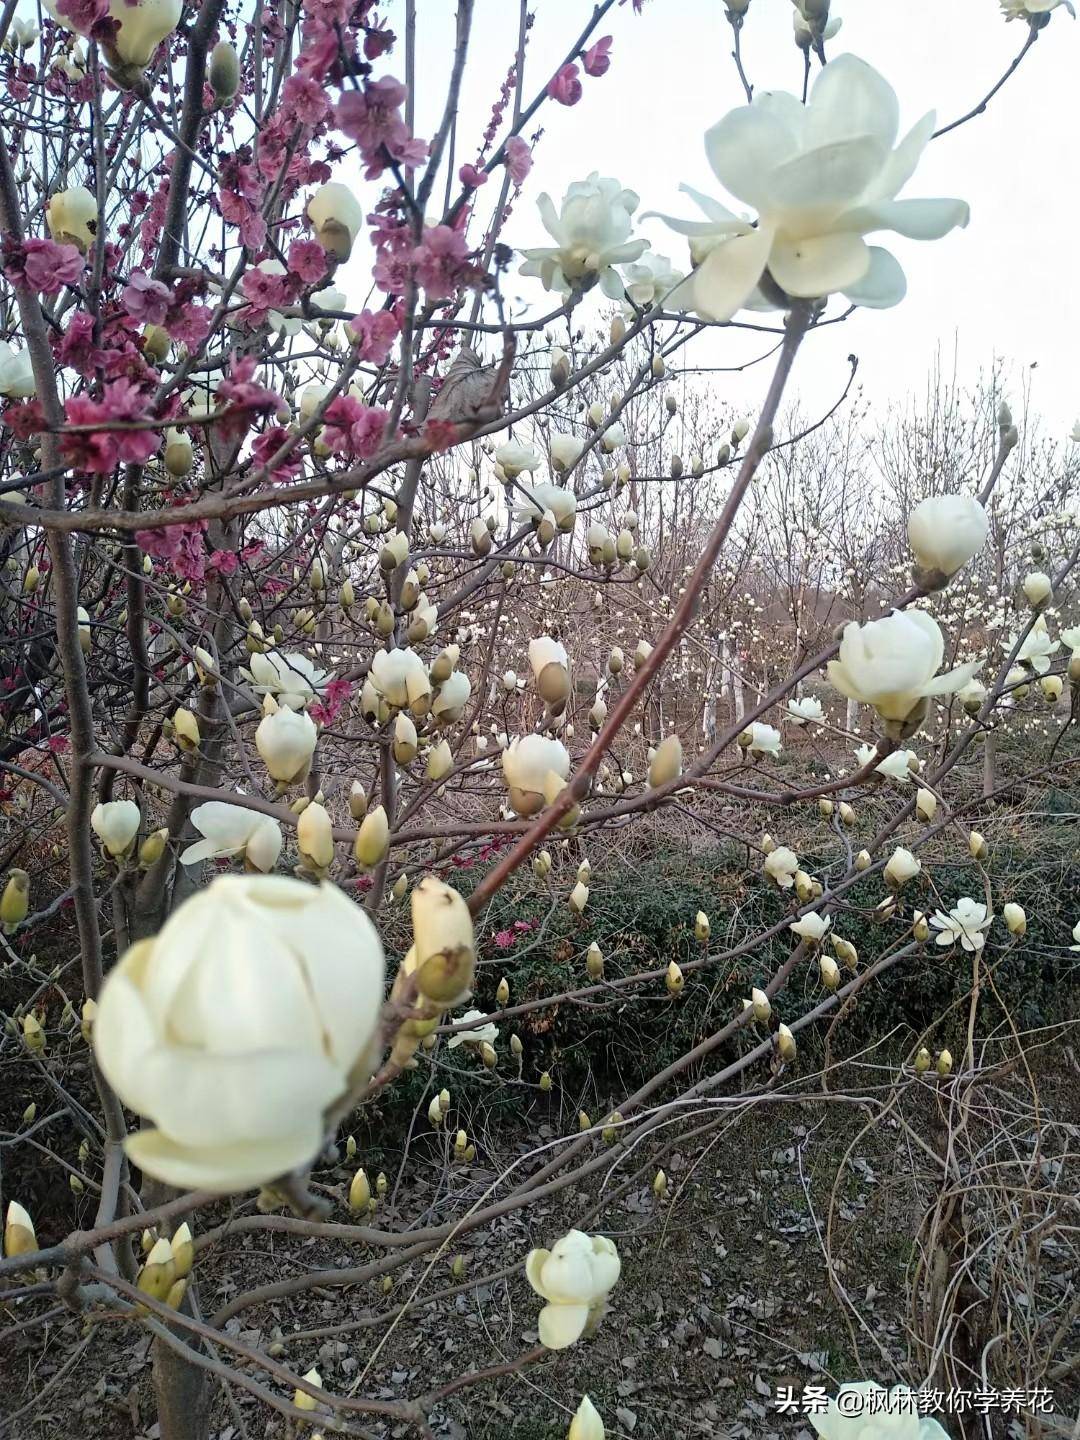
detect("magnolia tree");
top-left (1, 0), bottom-right (1079, 1436)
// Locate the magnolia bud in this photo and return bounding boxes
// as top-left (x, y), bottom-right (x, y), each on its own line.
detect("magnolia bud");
top-left (653, 1168), bottom-right (668, 1199)
top-left (776, 1022), bottom-right (796, 1061)
top-left (550, 348), bottom-right (571, 388)
top-left (855, 849), bottom-right (871, 871)
top-left (1022, 571), bottom-right (1052, 608)
top-left (651, 355), bottom-right (665, 379)
top-left (915, 788), bottom-right (937, 823)
top-left (912, 911), bottom-right (930, 942)
top-left (695, 910), bottom-right (710, 942)
top-left (832, 937), bottom-right (857, 971)
top-left (496, 976), bottom-right (510, 1007)
top-left (539, 1071), bottom-right (552, 1092)
top-left (586, 942), bottom-right (604, 979)
top-left (4, 1200), bottom-right (37, 1258)
top-left (1003, 902), bottom-right (1026, 936)
top-left (914, 1047), bottom-right (931, 1074)
top-left (294, 1368), bottom-right (323, 1412)
top-left (968, 831), bottom-right (988, 860)
top-left (348, 781), bottom-right (368, 820)
top-left (354, 806), bottom-right (389, 868)
top-left (665, 960), bottom-right (684, 996)
top-left (348, 1168), bottom-right (371, 1212)
top-left (1, 870), bottom-right (29, 932)
top-left (138, 1237), bottom-right (177, 1301)
top-left (838, 802), bottom-right (855, 826)
top-left (578, 1110), bottom-right (592, 1132)
top-left (818, 798), bottom-right (834, 818)
top-left (936, 1049), bottom-right (953, 1077)
top-left (209, 40), bottom-right (240, 103)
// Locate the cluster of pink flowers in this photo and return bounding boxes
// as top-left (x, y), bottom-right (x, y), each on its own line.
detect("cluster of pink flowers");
top-left (371, 212), bottom-right (479, 302)
top-left (492, 919), bottom-right (537, 951)
top-left (251, 426), bottom-right (304, 484)
top-left (136, 520), bottom-right (209, 585)
top-left (348, 307), bottom-right (402, 365)
top-left (3, 238), bottom-right (84, 295)
top-left (321, 395), bottom-right (390, 458)
top-left (309, 678), bottom-right (353, 726)
top-left (215, 356), bottom-right (285, 442)
top-left (335, 76), bottom-right (427, 180)
top-left (61, 380), bottom-right (161, 472)
top-left (547, 36), bottom-right (613, 106)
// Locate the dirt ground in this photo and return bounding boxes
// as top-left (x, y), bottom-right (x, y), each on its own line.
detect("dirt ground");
top-left (5, 1060), bottom-right (1079, 1440)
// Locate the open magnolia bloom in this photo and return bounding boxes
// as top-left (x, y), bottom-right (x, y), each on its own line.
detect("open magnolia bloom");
top-left (512, 481), bottom-right (577, 532)
top-left (43, 0), bottom-right (181, 72)
top-left (1012, 614), bottom-right (1060, 674)
top-left (445, 1009), bottom-right (498, 1049)
top-left (525, 1230), bottom-right (621, 1350)
top-left (519, 173), bottom-right (648, 298)
top-left (242, 651), bottom-right (330, 710)
top-left (788, 696), bottom-right (824, 725)
top-left (654, 55), bottom-right (969, 320)
top-left (930, 897), bottom-right (991, 951)
top-left (827, 610), bottom-right (981, 739)
top-left (810, 1382), bottom-right (948, 1440)
top-left (619, 248), bottom-right (685, 310)
top-left (1001, 0), bottom-right (1075, 21)
top-left (180, 801), bottom-right (283, 873)
top-left (369, 647), bottom-right (432, 712)
top-left (855, 744), bottom-right (918, 782)
top-left (93, 876), bottom-right (385, 1192)
top-left (502, 734), bottom-right (571, 815)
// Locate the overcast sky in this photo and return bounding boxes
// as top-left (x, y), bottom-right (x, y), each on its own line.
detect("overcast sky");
top-left (370, 0), bottom-right (1077, 435)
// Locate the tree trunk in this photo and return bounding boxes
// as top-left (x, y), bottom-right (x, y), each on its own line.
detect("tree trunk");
top-left (152, 1322), bottom-right (211, 1440)
top-left (982, 732), bottom-right (997, 797)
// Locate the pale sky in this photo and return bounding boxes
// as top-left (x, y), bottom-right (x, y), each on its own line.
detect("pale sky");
top-left (374, 0), bottom-right (1078, 434)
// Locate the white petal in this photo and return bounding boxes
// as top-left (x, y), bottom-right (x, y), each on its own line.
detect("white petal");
top-left (807, 55), bottom-right (900, 153)
top-left (133, 1045), bottom-right (344, 1147)
top-left (766, 138), bottom-right (889, 216)
top-left (94, 954), bottom-right (160, 1115)
top-left (768, 231), bottom-right (870, 299)
top-left (690, 226), bottom-right (773, 321)
top-left (125, 1125), bottom-right (324, 1194)
top-left (840, 197), bottom-right (970, 240)
top-left (178, 838), bottom-right (218, 865)
top-left (704, 107), bottom-right (800, 211)
top-left (864, 111), bottom-right (936, 202)
top-left (842, 246), bottom-right (907, 308)
top-left (537, 1302), bottom-right (589, 1350)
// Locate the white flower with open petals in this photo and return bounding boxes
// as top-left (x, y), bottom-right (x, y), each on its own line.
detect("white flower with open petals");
top-left (619, 249), bottom-right (685, 310)
top-left (525, 1229), bottom-right (621, 1350)
top-left (931, 897), bottom-right (991, 952)
top-left (93, 876), bottom-right (384, 1193)
top-left (446, 1009), bottom-right (498, 1050)
top-left (743, 721), bottom-right (782, 757)
top-left (827, 611), bottom-right (980, 737)
top-left (656, 55), bottom-right (969, 320)
top-left (810, 1382), bottom-right (948, 1440)
top-left (855, 745), bottom-right (917, 782)
top-left (181, 801), bottom-right (282, 873)
top-left (243, 651), bottom-right (329, 710)
top-left (790, 912), bottom-right (831, 943)
top-left (520, 174), bottom-right (647, 298)
top-left (1013, 614), bottom-right (1059, 675)
top-left (512, 482), bottom-right (577, 532)
top-left (0, 341), bottom-right (35, 399)
top-left (788, 696), bottom-right (824, 725)
top-left (495, 440), bottom-right (541, 479)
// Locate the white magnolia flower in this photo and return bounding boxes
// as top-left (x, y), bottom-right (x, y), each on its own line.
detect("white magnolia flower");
top-left (907, 495), bottom-right (988, 580)
top-left (810, 1382), bottom-right (949, 1440)
top-left (788, 696), bottom-right (824, 725)
top-left (619, 248), bottom-right (685, 310)
top-left (495, 439), bottom-right (541, 478)
top-left (790, 912), bottom-right (831, 942)
top-left (1070, 919), bottom-right (1080, 952)
top-left (884, 846), bottom-right (921, 887)
top-left (310, 284), bottom-right (346, 314)
top-left (528, 635), bottom-right (571, 707)
top-left (369, 647), bottom-right (431, 710)
top-left (180, 801), bottom-right (283, 873)
top-left (957, 677), bottom-right (988, 711)
top-left (519, 173), bottom-right (647, 298)
top-left (242, 651), bottom-right (329, 710)
top-left (931, 897), bottom-right (991, 952)
top-left (446, 1008), bottom-right (498, 1049)
top-left (549, 433), bottom-right (585, 473)
top-left (43, 0), bottom-right (180, 68)
top-left (1061, 626), bottom-right (1080, 653)
top-left (764, 845), bottom-right (800, 888)
top-left (1001, 0), bottom-right (1074, 21)
top-left (1070, 421), bottom-right (1080, 444)
top-left (855, 744), bottom-right (918, 782)
top-left (793, 7), bottom-right (842, 44)
top-left (743, 721), bottom-right (782, 757)
top-left (512, 482), bottom-right (577, 531)
top-left (306, 181), bottom-right (364, 261)
top-left (525, 1229), bottom-right (621, 1350)
top-left (91, 800), bottom-right (141, 857)
top-left (254, 705), bottom-right (318, 786)
top-left (502, 734), bottom-right (571, 816)
top-left (827, 610), bottom-right (980, 736)
top-left (0, 340), bottom-right (35, 398)
top-left (656, 56), bottom-right (968, 320)
top-left (432, 669), bottom-right (472, 723)
top-left (93, 876), bottom-right (385, 1192)
top-left (1013, 614), bottom-right (1059, 674)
